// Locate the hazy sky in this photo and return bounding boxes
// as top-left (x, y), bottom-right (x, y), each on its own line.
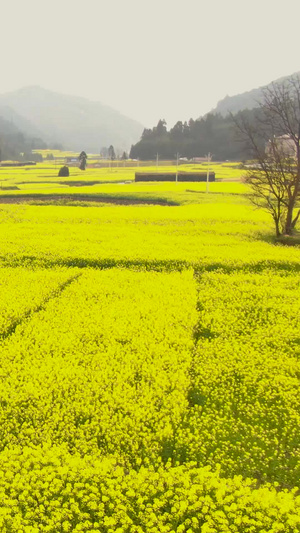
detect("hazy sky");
top-left (1, 0), bottom-right (300, 127)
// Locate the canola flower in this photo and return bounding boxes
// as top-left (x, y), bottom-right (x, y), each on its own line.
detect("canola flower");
top-left (0, 448), bottom-right (299, 532)
top-left (0, 270), bottom-right (198, 463)
top-left (0, 191), bottom-right (298, 530)
top-left (0, 267), bottom-right (77, 337)
top-left (174, 270), bottom-right (300, 486)
top-left (0, 203), bottom-right (299, 271)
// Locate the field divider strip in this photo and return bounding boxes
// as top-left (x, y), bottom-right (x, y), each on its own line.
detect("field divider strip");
top-left (187, 270), bottom-right (206, 390)
top-left (1, 257), bottom-right (300, 273)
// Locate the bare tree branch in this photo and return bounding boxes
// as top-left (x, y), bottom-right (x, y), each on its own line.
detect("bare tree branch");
top-left (232, 74), bottom-right (300, 237)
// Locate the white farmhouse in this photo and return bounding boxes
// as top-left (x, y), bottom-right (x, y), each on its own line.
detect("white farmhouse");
top-left (266, 134), bottom-right (297, 158)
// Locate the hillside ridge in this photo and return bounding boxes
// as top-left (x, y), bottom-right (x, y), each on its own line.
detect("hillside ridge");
top-left (210, 70), bottom-right (300, 116)
top-left (0, 86), bottom-right (144, 153)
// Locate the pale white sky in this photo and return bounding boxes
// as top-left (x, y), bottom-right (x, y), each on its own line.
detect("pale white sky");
top-left (1, 0), bottom-right (299, 127)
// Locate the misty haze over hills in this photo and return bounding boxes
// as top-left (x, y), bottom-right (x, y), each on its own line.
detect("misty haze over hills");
top-left (0, 70), bottom-right (299, 160)
top-left (210, 71), bottom-right (300, 116)
top-left (0, 86), bottom-right (144, 153)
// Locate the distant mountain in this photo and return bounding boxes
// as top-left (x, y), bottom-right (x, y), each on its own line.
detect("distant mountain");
top-left (211, 71), bottom-right (300, 116)
top-left (0, 86), bottom-right (144, 153)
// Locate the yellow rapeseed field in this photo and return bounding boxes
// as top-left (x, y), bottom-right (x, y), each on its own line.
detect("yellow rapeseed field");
top-left (0, 162), bottom-right (299, 531)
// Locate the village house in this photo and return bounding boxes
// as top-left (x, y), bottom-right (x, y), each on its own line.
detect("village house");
top-left (265, 134), bottom-right (297, 158)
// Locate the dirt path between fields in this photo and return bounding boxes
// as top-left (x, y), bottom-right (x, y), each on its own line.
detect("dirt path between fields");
top-left (0, 195), bottom-right (177, 206)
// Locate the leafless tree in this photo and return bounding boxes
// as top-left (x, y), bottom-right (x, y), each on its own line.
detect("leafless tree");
top-left (233, 75), bottom-right (300, 237)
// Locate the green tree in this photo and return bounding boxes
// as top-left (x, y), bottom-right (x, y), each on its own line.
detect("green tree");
top-left (108, 145), bottom-right (116, 161)
top-left (78, 151), bottom-right (87, 170)
top-left (155, 119), bottom-right (167, 136)
top-left (58, 165), bottom-right (69, 177)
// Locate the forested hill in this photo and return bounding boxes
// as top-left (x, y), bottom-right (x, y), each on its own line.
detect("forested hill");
top-left (211, 70), bottom-right (300, 116)
top-left (0, 115), bottom-right (46, 161)
top-left (130, 111), bottom-right (256, 161)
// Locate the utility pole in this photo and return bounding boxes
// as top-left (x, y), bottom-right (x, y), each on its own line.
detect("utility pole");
top-left (206, 152), bottom-right (212, 193)
top-left (175, 152), bottom-right (180, 183)
top-left (156, 153), bottom-right (159, 170)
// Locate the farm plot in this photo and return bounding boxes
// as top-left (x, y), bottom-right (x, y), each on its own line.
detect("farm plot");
top-left (0, 161), bottom-right (245, 205)
top-left (0, 266), bottom-right (299, 531)
top-left (0, 269), bottom-right (198, 463)
top-left (0, 188), bottom-right (299, 531)
top-left (174, 269), bottom-right (300, 487)
top-left (0, 267), bottom-right (77, 338)
top-left (1, 203), bottom-right (300, 272)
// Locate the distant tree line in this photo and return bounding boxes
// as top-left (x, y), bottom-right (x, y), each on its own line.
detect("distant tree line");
top-left (100, 146), bottom-right (128, 160)
top-left (130, 111), bottom-right (263, 161)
